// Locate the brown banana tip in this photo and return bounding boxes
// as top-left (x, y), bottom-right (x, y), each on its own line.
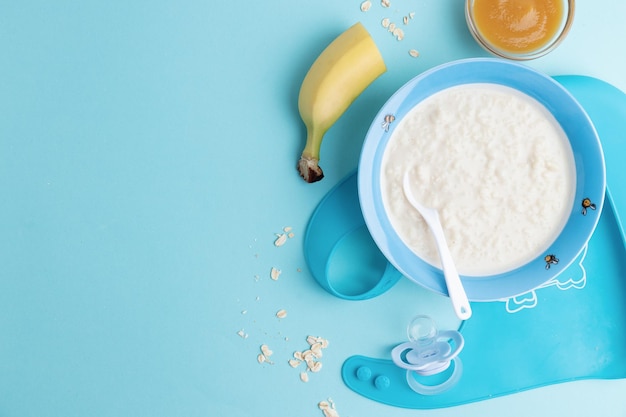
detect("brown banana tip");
top-left (297, 157), bottom-right (324, 183)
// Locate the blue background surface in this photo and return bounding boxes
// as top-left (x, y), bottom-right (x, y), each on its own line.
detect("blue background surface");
top-left (1, 1), bottom-right (625, 416)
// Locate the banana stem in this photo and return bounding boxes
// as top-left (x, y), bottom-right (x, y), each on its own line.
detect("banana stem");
top-left (298, 127), bottom-right (325, 183)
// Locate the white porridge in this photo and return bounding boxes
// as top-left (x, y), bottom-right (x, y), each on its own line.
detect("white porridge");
top-left (381, 83), bottom-right (575, 276)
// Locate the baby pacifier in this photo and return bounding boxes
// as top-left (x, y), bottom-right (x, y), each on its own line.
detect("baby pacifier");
top-left (391, 315), bottom-right (464, 395)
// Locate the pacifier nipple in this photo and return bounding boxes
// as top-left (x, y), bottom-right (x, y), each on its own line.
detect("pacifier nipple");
top-left (391, 315), bottom-right (464, 395)
top-left (408, 315), bottom-right (438, 344)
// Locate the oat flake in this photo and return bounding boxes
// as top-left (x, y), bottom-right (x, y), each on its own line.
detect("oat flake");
top-left (270, 267), bottom-right (281, 281)
top-left (261, 344), bottom-right (273, 357)
top-left (274, 233), bottom-right (287, 247)
top-left (318, 398), bottom-right (340, 417)
top-left (309, 361), bottom-right (323, 373)
top-left (393, 28), bottom-right (404, 41)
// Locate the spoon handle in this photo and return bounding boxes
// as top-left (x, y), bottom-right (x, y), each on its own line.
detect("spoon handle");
top-left (403, 172), bottom-right (472, 320)
top-left (428, 215), bottom-right (472, 320)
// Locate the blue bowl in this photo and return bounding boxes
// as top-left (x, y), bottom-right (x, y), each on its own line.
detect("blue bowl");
top-left (358, 58), bottom-right (606, 301)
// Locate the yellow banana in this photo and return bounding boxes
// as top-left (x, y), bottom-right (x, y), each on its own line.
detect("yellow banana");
top-left (297, 22), bottom-right (386, 183)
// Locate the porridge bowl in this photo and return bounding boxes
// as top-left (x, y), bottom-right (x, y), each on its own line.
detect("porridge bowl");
top-left (358, 58), bottom-right (605, 301)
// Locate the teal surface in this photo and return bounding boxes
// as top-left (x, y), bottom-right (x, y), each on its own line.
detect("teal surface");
top-left (1, 1), bottom-right (626, 417)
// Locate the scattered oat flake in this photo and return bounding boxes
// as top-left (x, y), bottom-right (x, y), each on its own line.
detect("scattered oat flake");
top-left (309, 361), bottom-right (323, 373)
top-left (381, 17), bottom-right (390, 28)
top-left (287, 232), bottom-right (295, 238)
top-left (258, 344), bottom-right (274, 364)
top-left (261, 344), bottom-right (273, 357)
top-left (274, 233), bottom-right (287, 247)
top-left (360, 0), bottom-right (371, 11)
top-left (388, 22), bottom-right (396, 32)
top-left (311, 343), bottom-right (323, 357)
top-left (308, 335), bottom-right (329, 348)
top-left (394, 28), bottom-right (404, 40)
top-left (270, 267), bottom-right (281, 281)
top-left (318, 398), bottom-right (340, 417)
top-left (276, 309), bottom-right (287, 319)
top-left (311, 341), bottom-right (323, 350)
top-left (290, 335), bottom-right (330, 380)
top-left (403, 16), bottom-right (409, 25)
top-left (300, 371), bottom-right (309, 382)
top-left (409, 49), bottom-right (420, 57)
top-left (237, 329), bottom-right (248, 339)
top-left (305, 359), bottom-right (315, 371)
top-left (241, 310), bottom-right (247, 315)
top-left (381, 0), bottom-right (390, 7)
top-left (409, 11), bottom-right (415, 18)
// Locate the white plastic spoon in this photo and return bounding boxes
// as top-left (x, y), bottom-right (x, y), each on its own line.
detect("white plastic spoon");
top-left (402, 172), bottom-right (472, 320)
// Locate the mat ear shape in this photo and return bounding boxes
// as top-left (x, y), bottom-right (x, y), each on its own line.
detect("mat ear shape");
top-left (341, 76), bottom-right (626, 409)
top-left (303, 171), bottom-right (401, 300)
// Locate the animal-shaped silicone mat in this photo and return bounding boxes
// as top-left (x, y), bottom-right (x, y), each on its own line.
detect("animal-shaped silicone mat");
top-left (336, 76), bottom-right (626, 408)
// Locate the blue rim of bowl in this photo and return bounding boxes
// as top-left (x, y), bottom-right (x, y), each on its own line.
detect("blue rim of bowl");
top-left (357, 58), bottom-right (606, 301)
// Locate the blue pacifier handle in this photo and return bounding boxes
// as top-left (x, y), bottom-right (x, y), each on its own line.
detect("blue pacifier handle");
top-left (436, 330), bottom-right (464, 361)
top-left (391, 330), bottom-right (464, 372)
top-left (304, 171), bottom-right (402, 300)
top-left (405, 357), bottom-right (463, 396)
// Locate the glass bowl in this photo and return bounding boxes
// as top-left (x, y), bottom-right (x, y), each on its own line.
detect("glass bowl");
top-left (465, 0), bottom-right (575, 60)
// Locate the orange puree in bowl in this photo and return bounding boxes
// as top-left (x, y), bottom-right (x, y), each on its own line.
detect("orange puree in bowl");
top-left (472, 0), bottom-right (564, 53)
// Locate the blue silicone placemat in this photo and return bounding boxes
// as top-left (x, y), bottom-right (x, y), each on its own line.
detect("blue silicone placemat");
top-left (336, 76), bottom-right (626, 408)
